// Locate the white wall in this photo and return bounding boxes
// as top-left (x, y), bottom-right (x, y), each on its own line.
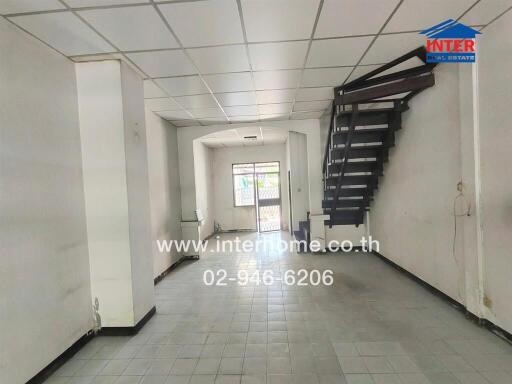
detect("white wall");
top-left (369, 64), bottom-right (465, 302)
top-left (76, 60), bottom-right (154, 327)
top-left (288, 132), bottom-right (309, 231)
top-left (475, 11), bottom-right (512, 333)
top-left (366, 14), bottom-right (512, 335)
top-left (145, 108), bottom-right (183, 278)
top-left (212, 144), bottom-right (289, 231)
top-left (0, 18), bottom-right (92, 384)
top-left (193, 141), bottom-right (215, 239)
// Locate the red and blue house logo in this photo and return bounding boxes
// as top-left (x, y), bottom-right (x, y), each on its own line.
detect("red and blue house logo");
top-left (420, 19), bottom-right (481, 63)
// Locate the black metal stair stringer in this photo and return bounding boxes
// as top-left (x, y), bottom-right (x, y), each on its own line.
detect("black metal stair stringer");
top-left (322, 46), bottom-right (437, 227)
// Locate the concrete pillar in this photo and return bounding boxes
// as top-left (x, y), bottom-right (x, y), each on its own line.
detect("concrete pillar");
top-left (76, 60), bottom-right (154, 328)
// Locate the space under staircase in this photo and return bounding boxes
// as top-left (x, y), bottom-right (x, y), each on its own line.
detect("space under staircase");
top-left (323, 47), bottom-right (437, 227)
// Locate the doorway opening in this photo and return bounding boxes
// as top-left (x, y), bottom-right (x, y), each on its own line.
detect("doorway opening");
top-left (233, 161), bottom-right (281, 232)
top-left (256, 162), bottom-right (281, 232)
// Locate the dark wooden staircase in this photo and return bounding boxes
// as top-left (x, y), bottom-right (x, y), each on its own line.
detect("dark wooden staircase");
top-left (323, 47), bottom-right (437, 227)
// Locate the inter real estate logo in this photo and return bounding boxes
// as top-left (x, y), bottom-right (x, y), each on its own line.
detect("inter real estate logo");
top-left (420, 19), bottom-right (481, 63)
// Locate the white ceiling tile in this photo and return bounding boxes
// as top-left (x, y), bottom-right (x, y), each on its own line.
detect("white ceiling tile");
top-left (144, 98), bottom-right (181, 112)
top-left (78, 6), bottom-right (178, 51)
top-left (296, 87), bottom-right (333, 101)
top-left (9, 12), bottom-right (114, 56)
top-left (361, 33), bottom-right (425, 65)
top-left (249, 41), bottom-right (309, 70)
top-left (384, 0), bottom-right (475, 33)
top-left (171, 120), bottom-right (199, 127)
top-left (294, 100), bottom-right (331, 112)
top-left (230, 115), bottom-right (259, 122)
top-left (158, 0), bottom-right (243, 47)
top-left (127, 50), bottom-right (196, 77)
top-left (144, 80), bottom-right (167, 98)
top-left (156, 76), bottom-right (209, 96)
top-left (253, 70), bottom-right (302, 90)
top-left (0, 0), bottom-right (64, 14)
top-left (241, 0), bottom-right (320, 42)
top-left (258, 103), bottom-right (292, 115)
top-left (256, 89), bottom-right (296, 104)
top-left (66, 0), bottom-right (148, 6)
top-left (156, 110), bottom-right (192, 120)
top-left (307, 36), bottom-right (373, 67)
top-left (216, 92), bottom-right (257, 106)
top-left (174, 94), bottom-right (218, 109)
top-left (461, 0), bottom-right (512, 25)
top-left (187, 45), bottom-right (250, 74)
top-left (224, 105), bottom-right (259, 116)
top-left (259, 114), bottom-right (289, 121)
top-left (189, 107), bottom-right (225, 118)
top-left (316, 0), bottom-right (399, 38)
top-left (292, 110), bottom-right (325, 119)
top-left (301, 67), bottom-right (352, 87)
top-left (203, 72), bottom-right (254, 93)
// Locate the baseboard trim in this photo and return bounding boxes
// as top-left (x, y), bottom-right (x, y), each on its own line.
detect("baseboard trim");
top-left (26, 305), bottom-right (157, 383)
top-left (154, 254), bottom-right (201, 285)
top-left (154, 256), bottom-right (188, 285)
top-left (26, 331), bottom-right (94, 384)
top-left (98, 306), bottom-right (156, 336)
top-left (324, 245), bottom-right (365, 253)
top-left (372, 250), bottom-right (512, 344)
top-left (300, 245), bottom-right (365, 253)
top-left (204, 232), bottom-right (218, 240)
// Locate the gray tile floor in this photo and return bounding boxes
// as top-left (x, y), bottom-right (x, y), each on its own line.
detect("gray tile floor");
top-left (47, 232), bottom-right (512, 384)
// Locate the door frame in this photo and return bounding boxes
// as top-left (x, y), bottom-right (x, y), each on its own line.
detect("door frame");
top-left (255, 163), bottom-right (282, 232)
top-left (232, 161), bottom-right (282, 233)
